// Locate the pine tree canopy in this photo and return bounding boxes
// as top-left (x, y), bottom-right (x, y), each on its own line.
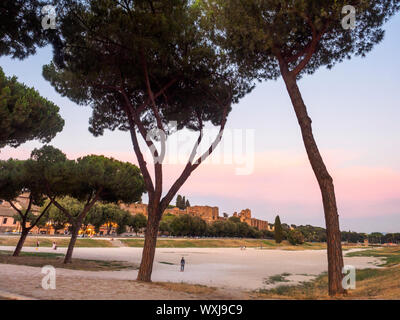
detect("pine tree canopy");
top-left (199, 0), bottom-right (400, 79)
top-left (0, 67), bottom-right (64, 149)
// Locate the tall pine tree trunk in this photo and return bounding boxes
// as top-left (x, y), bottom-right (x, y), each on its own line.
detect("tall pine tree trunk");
top-left (136, 205), bottom-right (161, 282)
top-left (281, 72), bottom-right (345, 296)
top-left (64, 223), bottom-right (80, 264)
top-left (13, 228), bottom-right (29, 257)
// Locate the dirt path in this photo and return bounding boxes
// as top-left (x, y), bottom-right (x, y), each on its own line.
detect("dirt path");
top-left (0, 263), bottom-right (246, 300)
top-left (0, 246), bottom-right (381, 299)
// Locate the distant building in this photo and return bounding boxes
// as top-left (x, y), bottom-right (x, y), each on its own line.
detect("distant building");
top-left (122, 204), bottom-right (269, 231)
top-left (1, 194), bottom-right (270, 234)
top-left (0, 194), bottom-right (44, 234)
top-left (0, 200), bottom-right (20, 233)
top-left (232, 209), bottom-right (272, 231)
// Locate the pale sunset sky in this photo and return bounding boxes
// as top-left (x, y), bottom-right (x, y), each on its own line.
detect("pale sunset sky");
top-left (1, 15), bottom-right (399, 233)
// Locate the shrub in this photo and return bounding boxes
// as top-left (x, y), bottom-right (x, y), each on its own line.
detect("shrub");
top-left (287, 230), bottom-right (305, 245)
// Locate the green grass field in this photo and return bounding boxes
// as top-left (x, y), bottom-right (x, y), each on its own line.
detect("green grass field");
top-left (0, 237), bottom-right (114, 248)
top-left (0, 235), bottom-right (367, 250)
top-left (345, 246), bottom-right (400, 266)
top-left (120, 238), bottom-right (329, 249)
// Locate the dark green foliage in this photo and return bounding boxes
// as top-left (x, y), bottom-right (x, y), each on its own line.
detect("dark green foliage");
top-left (381, 233), bottom-right (400, 244)
top-left (0, 67), bottom-right (64, 149)
top-left (201, 0), bottom-right (400, 294)
top-left (274, 215), bottom-right (283, 244)
top-left (208, 219), bottom-right (262, 238)
top-left (13, 202), bottom-right (51, 229)
top-left (0, 150), bottom-right (68, 255)
top-left (116, 224), bottom-right (127, 235)
top-left (0, 147), bottom-right (68, 221)
top-left (159, 213), bottom-right (262, 238)
top-left (261, 229), bottom-right (275, 239)
top-left (228, 216), bottom-right (241, 224)
top-left (46, 198), bottom-right (71, 233)
top-left (49, 199), bottom-right (133, 235)
top-left (296, 225), bottom-right (327, 242)
top-left (182, 196), bottom-right (186, 209)
top-left (0, 156), bottom-right (54, 210)
top-left (0, 0), bottom-right (48, 59)
top-left (175, 194), bottom-right (191, 210)
top-left (71, 154), bottom-right (145, 204)
top-left (368, 232), bottom-right (384, 244)
top-left (128, 213), bottom-right (148, 235)
top-left (287, 229), bottom-right (305, 245)
top-left (26, 145), bottom-right (146, 206)
top-left (0, 159), bottom-right (26, 202)
top-left (170, 214), bottom-right (207, 237)
top-left (176, 195), bottom-right (183, 209)
top-left (341, 231), bottom-right (367, 243)
top-left (159, 213), bottom-right (176, 234)
top-left (43, 0), bottom-right (252, 137)
top-left (43, 0), bottom-right (253, 279)
top-left (200, 0), bottom-right (400, 79)
top-left (86, 201), bottom-right (128, 234)
top-left (25, 145), bottom-right (146, 263)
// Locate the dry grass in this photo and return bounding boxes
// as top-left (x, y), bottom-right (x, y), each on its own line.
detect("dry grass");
top-left (0, 250), bottom-right (136, 271)
top-left (121, 238), bottom-right (333, 250)
top-left (253, 268), bottom-right (400, 300)
top-left (0, 236), bottom-right (365, 250)
top-left (0, 237), bottom-right (113, 248)
top-left (253, 247), bottom-right (400, 300)
top-left (150, 281), bottom-right (217, 295)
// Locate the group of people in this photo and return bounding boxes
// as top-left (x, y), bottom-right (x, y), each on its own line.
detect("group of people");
top-left (35, 239), bottom-right (185, 271)
top-left (35, 240), bottom-right (57, 250)
top-left (37, 239), bottom-right (186, 272)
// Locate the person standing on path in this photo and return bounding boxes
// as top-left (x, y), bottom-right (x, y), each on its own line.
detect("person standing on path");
top-left (180, 257), bottom-right (185, 272)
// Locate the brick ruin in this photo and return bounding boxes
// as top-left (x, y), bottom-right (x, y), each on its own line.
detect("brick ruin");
top-left (120, 203), bottom-right (271, 231)
top-left (233, 209), bottom-right (272, 231)
top-left (0, 194), bottom-right (272, 234)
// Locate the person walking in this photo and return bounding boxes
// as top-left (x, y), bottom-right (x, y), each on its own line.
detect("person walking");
top-left (180, 257), bottom-right (185, 272)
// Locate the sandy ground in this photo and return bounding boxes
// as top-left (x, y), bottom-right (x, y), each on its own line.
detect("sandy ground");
top-left (0, 246), bottom-right (381, 300)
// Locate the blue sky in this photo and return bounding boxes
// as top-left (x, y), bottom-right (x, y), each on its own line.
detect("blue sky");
top-left (1, 14), bottom-right (399, 233)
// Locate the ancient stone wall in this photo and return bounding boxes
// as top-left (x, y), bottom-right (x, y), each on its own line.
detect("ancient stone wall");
top-left (186, 206), bottom-right (219, 223)
top-left (233, 209), bottom-right (269, 231)
top-left (120, 203), bottom-right (268, 231)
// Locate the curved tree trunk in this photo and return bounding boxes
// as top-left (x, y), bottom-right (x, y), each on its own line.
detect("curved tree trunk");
top-left (282, 73), bottom-right (345, 296)
top-left (64, 224), bottom-right (79, 264)
top-left (13, 228), bottom-right (29, 257)
top-left (136, 205), bottom-right (161, 282)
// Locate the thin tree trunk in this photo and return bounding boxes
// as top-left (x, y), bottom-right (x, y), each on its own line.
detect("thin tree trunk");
top-left (13, 228), bottom-right (29, 257)
top-left (281, 72), bottom-right (345, 296)
top-left (136, 205), bottom-right (161, 282)
top-left (64, 223), bottom-right (79, 264)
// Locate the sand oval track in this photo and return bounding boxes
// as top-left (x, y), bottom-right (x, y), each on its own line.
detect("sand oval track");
top-left (0, 246), bottom-right (381, 297)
